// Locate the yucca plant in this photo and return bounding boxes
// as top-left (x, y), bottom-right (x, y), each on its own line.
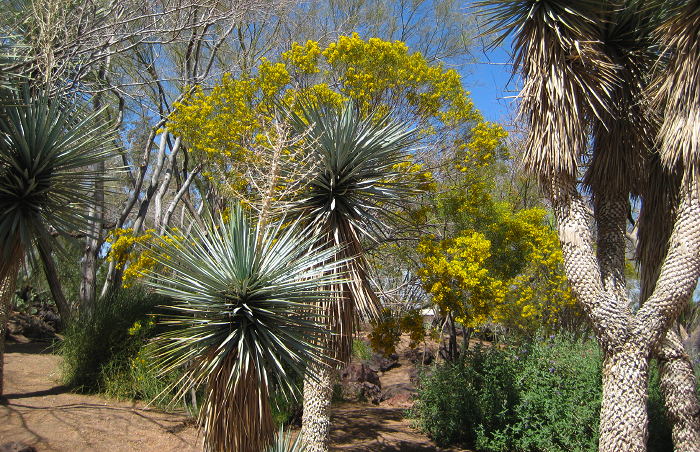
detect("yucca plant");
top-left (0, 86), bottom-right (115, 396)
top-left (146, 205), bottom-right (344, 452)
top-left (285, 102), bottom-right (418, 452)
top-left (478, 0), bottom-right (700, 450)
top-left (267, 427), bottom-right (308, 452)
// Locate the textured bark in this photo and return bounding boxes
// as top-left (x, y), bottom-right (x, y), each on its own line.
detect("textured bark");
top-left (657, 328), bottom-right (700, 452)
top-left (0, 246), bottom-right (22, 397)
top-left (594, 193), bottom-right (630, 313)
top-left (301, 363), bottom-right (334, 452)
top-left (634, 182), bottom-right (700, 347)
top-left (546, 174), bottom-right (628, 348)
top-left (599, 349), bottom-right (650, 452)
top-left (547, 173), bottom-right (700, 451)
top-left (637, 165), bottom-right (700, 451)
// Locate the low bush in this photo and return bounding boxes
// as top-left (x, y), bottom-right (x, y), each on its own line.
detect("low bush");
top-left (410, 336), bottom-right (688, 452)
top-left (59, 286), bottom-right (172, 400)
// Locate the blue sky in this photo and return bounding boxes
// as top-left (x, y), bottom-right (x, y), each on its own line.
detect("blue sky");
top-left (461, 37), bottom-right (518, 123)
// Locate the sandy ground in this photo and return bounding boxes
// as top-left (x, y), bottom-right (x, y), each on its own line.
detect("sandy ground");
top-left (1, 341), bottom-right (467, 451)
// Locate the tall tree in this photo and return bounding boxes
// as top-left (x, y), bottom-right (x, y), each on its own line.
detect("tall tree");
top-left (286, 102), bottom-right (417, 452)
top-left (480, 1), bottom-right (700, 450)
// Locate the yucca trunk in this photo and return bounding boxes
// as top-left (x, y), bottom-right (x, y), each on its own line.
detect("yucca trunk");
top-left (637, 164), bottom-right (700, 451)
top-left (0, 244), bottom-right (22, 396)
top-left (301, 362), bottom-right (334, 452)
top-left (548, 173), bottom-right (700, 451)
top-left (202, 356), bottom-right (275, 452)
top-left (599, 348), bottom-right (650, 452)
top-left (657, 329), bottom-right (700, 451)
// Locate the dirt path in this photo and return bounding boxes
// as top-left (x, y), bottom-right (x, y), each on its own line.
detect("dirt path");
top-left (1, 342), bottom-right (465, 451)
top-left (1, 342), bottom-right (199, 451)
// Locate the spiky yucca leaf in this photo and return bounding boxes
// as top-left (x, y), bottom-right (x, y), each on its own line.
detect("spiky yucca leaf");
top-left (654, 0), bottom-right (700, 179)
top-left (147, 205), bottom-right (344, 452)
top-left (267, 427), bottom-right (308, 452)
top-left (0, 87), bottom-right (116, 258)
top-left (286, 101), bottom-right (418, 362)
top-left (478, 0), bottom-right (616, 178)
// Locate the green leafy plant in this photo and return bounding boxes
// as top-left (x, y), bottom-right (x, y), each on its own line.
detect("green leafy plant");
top-left (411, 337), bottom-right (684, 452)
top-left (59, 286), bottom-right (167, 392)
top-left (0, 86), bottom-right (115, 395)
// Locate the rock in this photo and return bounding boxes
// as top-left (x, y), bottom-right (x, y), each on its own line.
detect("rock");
top-left (339, 363), bottom-right (382, 404)
top-left (404, 348), bottom-right (434, 365)
top-left (381, 383), bottom-right (415, 400)
top-left (0, 442), bottom-right (37, 452)
top-left (408, 367), bottom-right (420, 384)
top-left (6, 313), bottom-right (56, 340)
top-left (367, 353), bottom-right (400, 373)
top-left (381, 384), bottom-right (415, 408)
top-left (340, 363), bottom-right (381, 387)
top-left (339, 381), bottom-right (382, 404)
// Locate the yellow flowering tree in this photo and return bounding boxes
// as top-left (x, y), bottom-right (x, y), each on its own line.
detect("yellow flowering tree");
top-left (166, 34), bottom-right (484, 211)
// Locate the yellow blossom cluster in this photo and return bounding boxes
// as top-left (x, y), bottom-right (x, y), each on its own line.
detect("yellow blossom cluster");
top-left (417, 232), bottom-right (507, 328)
top-left (417, 207), bottom-right (579, 334)
top-left (105, 228), bottom-right (183, 287)
top-left (457, 121), bottom-right (509, 172)
top-left (282, 40), bottom-right (322, 74)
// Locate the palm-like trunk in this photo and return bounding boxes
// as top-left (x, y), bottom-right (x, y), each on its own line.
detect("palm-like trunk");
top-left (657, 328), bottom-right (700, 451)
top-left (548, 173), bottom-right (700, 451)
top-left (301, 363), bottom-right (334, 452)
top-left (0, 245), bottom-right (22, 397)
top-left (637, 163), bottom-right (700, 451)
top-left (37, 233), bottom-right (71, 325)
top-left (599, 349), bottom-right (650, 451)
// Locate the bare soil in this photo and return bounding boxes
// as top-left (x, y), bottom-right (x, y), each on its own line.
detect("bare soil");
top-left (1, 340), bottom-right (468, 451)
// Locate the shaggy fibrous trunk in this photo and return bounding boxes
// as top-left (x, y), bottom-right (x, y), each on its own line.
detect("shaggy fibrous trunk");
top-left (547, 173), bottom-right (700, 452)
top-left (301, 363), bottom-right (334, 452)
top-left (202, 358), bottom-right (275, 452)
top-left (37, 233), bottom-right (71, 325)
top-left (0, 245), bottom-right (22, 397)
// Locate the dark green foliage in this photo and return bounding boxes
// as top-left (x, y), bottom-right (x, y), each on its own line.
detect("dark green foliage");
top-left (409, 344), bottom-right (519, 447)
top-left (411, 337), bottom-right (684, 452)
top-left (59, 286), bottom-right (168, 393)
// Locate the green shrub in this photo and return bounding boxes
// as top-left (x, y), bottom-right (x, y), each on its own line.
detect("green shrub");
top-left (481, 339), bottom-right (601, 452)
top-left (411, 336), bottom-right (684, 452)
top-left (409, 345), bottom-right (518, 447)
top-left (352, 338), bottom-right (373, 361)
top-left (59, 286), bottom-right (169, 395)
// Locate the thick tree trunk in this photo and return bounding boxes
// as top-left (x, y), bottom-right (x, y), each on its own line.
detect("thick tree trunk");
top-left (657, 329), bottom-right (700, 452)
top-left (37, 234), bottom-right (71, 326)
top-left (599, 348), bottom-right (650, 452)
top-left (636, 164), bottom-right (700, 452)
top-left (0, 247), bottom-right (22, 397)
top-left (547, 173), bottom-right (700, 451)
top-left (301, 363), bottom-right (334, 452)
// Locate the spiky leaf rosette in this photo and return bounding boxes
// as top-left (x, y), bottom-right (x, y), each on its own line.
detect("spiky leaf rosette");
top-left (0, 87), bottom-right (116, 264)
top-left (286, 101), bottom-right (418, 363)
top-left (147, 205), bottom-right (343, 452)
top-left (654, 0), bottom-right (700, 181)
top-left (477, 0), bottom-right (616, 179)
